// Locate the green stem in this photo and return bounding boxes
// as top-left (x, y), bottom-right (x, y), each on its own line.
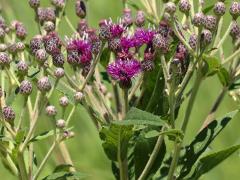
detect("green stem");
top-left (122, 88), bottom-right (129, 119)
top-left (66, 105), bottom-right (76, 126)
top-left (167, 68), bottom-right (203, 180)
top-left (64, 15), bottom-right (77, 33)
top-left (222, 48), bottom-right (240, 65)
top-left (80, 43), bottom-right (105, 91)
top-left (138, 134), bottom-right (164, 180)
top-left (33, 140), bottom-right (57, 180)
top-left (17, 153), bottom-right (28, 180)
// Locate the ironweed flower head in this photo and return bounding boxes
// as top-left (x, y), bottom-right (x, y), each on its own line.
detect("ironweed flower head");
top-left (66, 34), bottom-right (92, 65)
top-left (133, 28), bottom-right (155, 47)
top-left (107, 59), bottom-right (141, 88)
top-left (30, 35), bottom-right (43, 54)
top-left (43, 31), bottom-right (61, 55)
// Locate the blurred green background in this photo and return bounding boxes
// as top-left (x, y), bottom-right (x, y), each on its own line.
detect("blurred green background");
top-left (0, 0), bottom-right (240, 179)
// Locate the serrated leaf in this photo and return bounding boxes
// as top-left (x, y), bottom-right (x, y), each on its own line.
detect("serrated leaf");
top-left (113, 108), bottom-right (167, 126)
top-left (29, 130), bottom-right (54, 143)
top-left (99, 124), bottom-right (133, 162)
top-left (189, 144), bottom-right (240, 179)
top-left (159, 110), bottom-right (238, 179)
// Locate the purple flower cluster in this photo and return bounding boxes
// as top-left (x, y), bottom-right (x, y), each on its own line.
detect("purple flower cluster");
top-left (107, 59), bottom-right (141, 88)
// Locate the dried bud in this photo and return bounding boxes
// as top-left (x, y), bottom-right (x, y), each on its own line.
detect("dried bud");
top-left (35, 49), bottom-right (48, 64)
top-left (203, 15), bottom-right (217, 31)
top-left (0, 52), bottom-right (10, 66)
top-left (75, 0), bottom-right (86, 18)
top-left (19, 80), bottom-right (32, 95)
top-left (74, 91), bottom-right (84, 103)
top-left (201, 29), bottom-right (212, 45)
top-left (135, 11), bottom-right (145, 27)
top-left (54, 67), bottom-right (65, 78)
top-left (230, 2), bottom-right (240, 19)
top-left (59, 96), bottom-right (69, 107)
top-left (165, 2), bottom-right (176, 15)
top-left (51, 0), bottom-right (65, 9)
top-left (179, 0), bottom-right (191, 14)
top-left (56, 119), bottom-right (66, 128)
top-left (29, 0), bottom-right (40, 9)
top-left (46, 105), bottom-right (57, 116)
top-left (152, 34), bottom-right (169, 53)
top-left (52, 53), bottom-right (65, 67)
top-left (17, 60), bottom-right (28, 75)
top-left (37, 76), bottom-right (52, 92)
top-left (192, 12), bottom-right (205, 27)
top-left (214, 2), bottom-right (226, 16)
top-left (44, 21), bottom-right (55, 32)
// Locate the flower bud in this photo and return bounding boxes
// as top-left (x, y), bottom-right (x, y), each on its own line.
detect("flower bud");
top-left (43, 21), bottom-right (55, 32)
top-left (16, 22), bottom-right (27, 40)
top-left (3, 106), bottom-right (15, 122)
top-left (17, 60), bottom-right (28, 75)
top-left (43, 32), bottom-right (61, 55)
top-left (179, 0), bottom-right (191, 14)
top-left (16, 42), bottom-right (25, 52)
top-left (0, 43), bottom-right (7, 52)
top-left (74, 91), bottom-right (84, 103)
top-left (189, 34), bottom-right (197, 50)
top-left (59, 96), bottom-right (69, 107)
top-left (30, 35), bottom-right (43, 55)
top-left (230, 21), bottom-right (240, 40)
top-left (152, 34), bottom-right (169, 53)
top-left (54, 67), bottom-right (65, 78)
top-left (141, 60), bottom-right (154, 72)
top-left (75, 0), bottom-right (86, 18)
top-left (135, 11), bottom-right (145, 27)
top-left (19, 80), bottom-right (32, 95)
top-left (165, 2), bottom-right (176, 15)
top-left (122, 8), bottom-right (133, 26)
top-left (37, 76), bottom-right (52, 92)
top-left (201, 29), bottom-right (212, 45)
top-left (0, 28), bottom-right (5, 39)
top-left (46, 105), bottom-right (57, 116)
top-left (108, 38), bottom-right (121, 52)
top-left (203, 15), bottom-right (217, 31)
top-left (214, 2), bottom-right (226, 16)
top-left (230, 2), bottom-right (240, 19)
top-left (0, 52), bottom-right (10, 66)
top-left (35, 49), bottom-right (48, 64)
top-left (29, 0), bottom-right (40, 9)
top-left (51, 0), bottom-right (65, 9)
top-left (56, 119), bottom-right (66, 128)
top-left (99, 23), bottom-right (111, 41)
top-left (192, 12), bottom-right (205, 27)
top-left (52, 53), bottom-right (65, 67)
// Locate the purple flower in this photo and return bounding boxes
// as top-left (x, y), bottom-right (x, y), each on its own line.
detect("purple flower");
top-left (107, 59), bottom-right (141, 85)
top-left (66, 36), bottom-right (92, 65)
top-left (133, 28), bottom-right (155, 47)
top-left (110, 23), bottom-right (124, 38)
top-left (120, 36), bottom-right (135, 52)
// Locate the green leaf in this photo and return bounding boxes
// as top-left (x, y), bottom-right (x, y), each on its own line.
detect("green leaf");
top-left (5, 86), bottom-right (18, 106)
top-left (100, 48), bottom-right (111, 68)
top-left (29, 130), bottom-right (54, 143)
top-left (203, 4), bottom-right (214, 14)
top-left (189, 144), bottom-right (240, 179)
top-left (202, 55), bottom-right (221, 76)
top-left (160, 110), bottom-right (238, 179)
top-left (99, 124), bottom-right (134, 162)
top-left (177, 110), bottom-right (238, 179)
top-left (218, 67), bottom-right (230, 87)
top-left (15, 129), bottom-right (26, 144)
top-left (145, 129), bottom-right (184, 141)
top-left (137, 56), bottom-right (169, 116)
top-left (43, 171), bottom-right (88, 180)
top-left (113, 108), bottom-right (167, 126)
top-left (53, 164), bottom-right (73, 173)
